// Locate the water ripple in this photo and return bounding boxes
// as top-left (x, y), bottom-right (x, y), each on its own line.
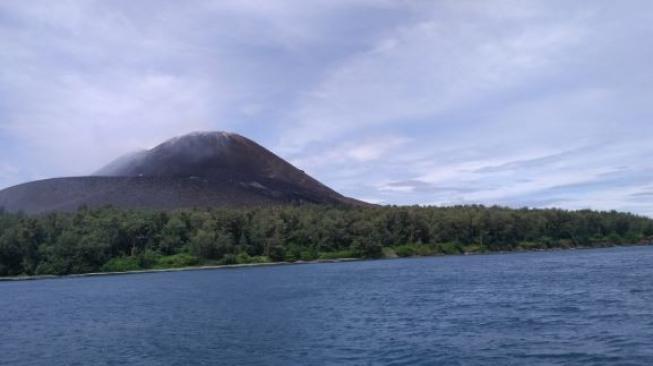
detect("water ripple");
top-left (2, 246), bottom-right (653, 365)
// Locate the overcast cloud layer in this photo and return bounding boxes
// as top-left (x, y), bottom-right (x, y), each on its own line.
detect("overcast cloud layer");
top-left (1, 0), bottom-right (652, 216)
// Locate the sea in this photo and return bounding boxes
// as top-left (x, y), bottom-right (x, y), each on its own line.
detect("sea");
top-left (2, 245), bottom-right (653, 365)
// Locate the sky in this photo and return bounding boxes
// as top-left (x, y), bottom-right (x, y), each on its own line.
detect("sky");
top-left (1, 0), bottom-right (652, 216)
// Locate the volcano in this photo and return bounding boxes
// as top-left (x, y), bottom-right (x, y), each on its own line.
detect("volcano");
top-left (0, 132), bottom-right (364, 213)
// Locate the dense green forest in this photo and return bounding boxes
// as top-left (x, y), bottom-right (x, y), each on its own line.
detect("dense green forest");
top-left (1, 205), bottom-right (652, 277)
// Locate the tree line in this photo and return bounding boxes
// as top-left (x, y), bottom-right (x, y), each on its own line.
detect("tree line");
top-left (1, 205), bottom-right (652, 276)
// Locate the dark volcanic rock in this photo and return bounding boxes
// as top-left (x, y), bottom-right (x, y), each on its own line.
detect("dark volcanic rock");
top-left (0, 132), bottom-right (365, 213)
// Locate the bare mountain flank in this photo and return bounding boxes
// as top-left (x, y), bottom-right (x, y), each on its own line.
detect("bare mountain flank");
top-left (0, 132), bottom-right (365, 213)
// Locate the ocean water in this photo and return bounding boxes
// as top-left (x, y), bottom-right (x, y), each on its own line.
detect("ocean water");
top-left (2, 246), bottom-right (653, 365)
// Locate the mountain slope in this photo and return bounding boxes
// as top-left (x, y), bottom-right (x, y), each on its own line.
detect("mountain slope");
top-left (0, 132), bottom-right (365, 213)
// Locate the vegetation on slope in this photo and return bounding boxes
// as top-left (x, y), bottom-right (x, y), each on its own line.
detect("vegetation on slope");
top-left (1, 205), bottom-right (652, 276)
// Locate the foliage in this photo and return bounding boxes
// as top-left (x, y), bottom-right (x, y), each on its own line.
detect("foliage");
top-left (0, 205), bottom-right (651, 276)
top-left (154, 253), bottom-right (200, 269)
top-left (319, 249), bottom-right (357, 260)
top-left (101, 256), bottom-right (142, 272)
top-left (393, 244), bottom-right (437, 257)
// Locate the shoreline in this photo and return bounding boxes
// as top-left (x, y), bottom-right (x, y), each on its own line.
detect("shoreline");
top-left (1, 243), bottom-right (650, 282)
top-left (0, 258), bottom-right (363, 282)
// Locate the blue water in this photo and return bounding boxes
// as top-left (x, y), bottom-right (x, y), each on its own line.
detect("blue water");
top-left (2, 246), bottom-right (653, 365)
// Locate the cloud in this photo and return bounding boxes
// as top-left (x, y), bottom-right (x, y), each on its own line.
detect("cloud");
top-left (631, 191), bottom-right (653, 198)
top-left (280, 1), bottom-right (587, 150)
top-left (1, 0), bottom-right (652, 217)
top-left (278, 1), bottom-right (653, 216)
top-left (0, 162), bottom-right (19, 187)
top-left (0, 0), bottom-right (415, 181)
top-left (290, 135), bottom-right (409, 169)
